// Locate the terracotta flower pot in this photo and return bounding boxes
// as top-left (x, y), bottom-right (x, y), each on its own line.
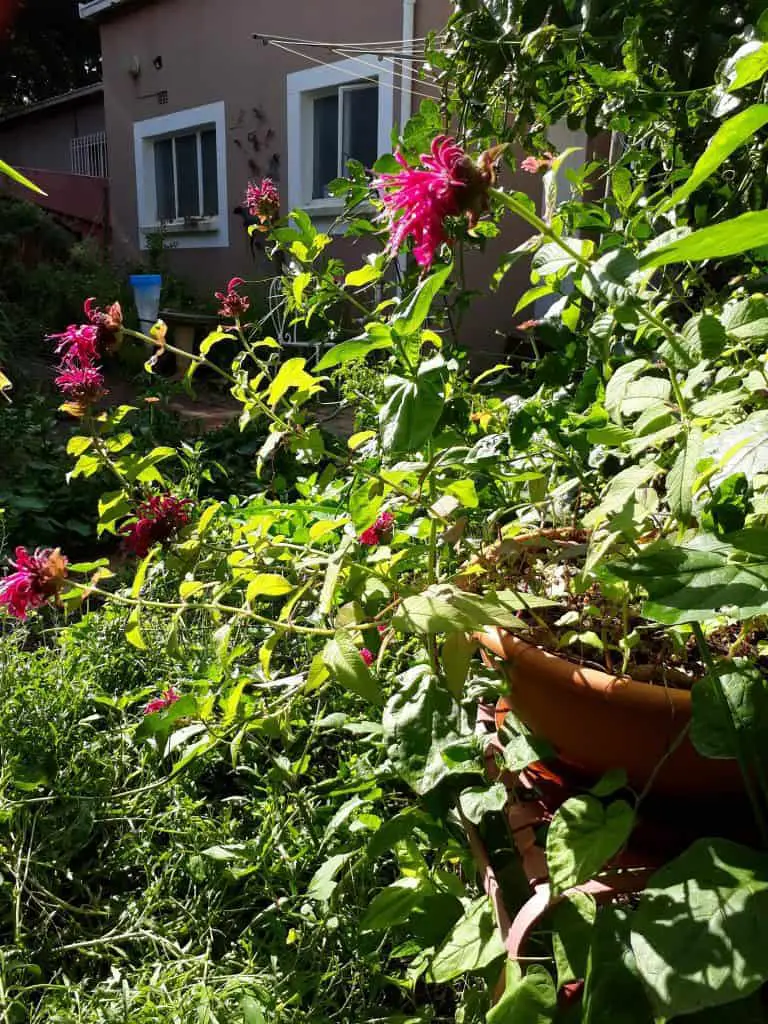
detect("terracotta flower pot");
top-left (478, 628), bottom-right (743, 798)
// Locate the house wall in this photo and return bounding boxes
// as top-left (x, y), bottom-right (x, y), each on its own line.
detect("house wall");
top-left (96, 0), bottom-right (550, 363)
top-left (0, 94), bottom-right (105, 174)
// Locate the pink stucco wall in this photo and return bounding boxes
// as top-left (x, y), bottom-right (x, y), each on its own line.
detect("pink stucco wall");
top-left (96, 0), bottom-right (536, 362)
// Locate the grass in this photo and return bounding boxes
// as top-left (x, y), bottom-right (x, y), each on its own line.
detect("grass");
top-left (0, 597), bottom-right (487, 1024)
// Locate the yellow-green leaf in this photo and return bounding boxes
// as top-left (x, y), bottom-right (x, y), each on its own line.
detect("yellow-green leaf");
top-left (246, 574), bottom-right (293, 600)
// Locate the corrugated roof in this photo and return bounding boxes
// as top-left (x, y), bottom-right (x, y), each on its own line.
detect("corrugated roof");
top-left (0, 83), bottom-right (103, 125)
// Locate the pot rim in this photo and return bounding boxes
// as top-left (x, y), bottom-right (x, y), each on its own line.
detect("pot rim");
top-left (476, 627), bottom-right (692, 711)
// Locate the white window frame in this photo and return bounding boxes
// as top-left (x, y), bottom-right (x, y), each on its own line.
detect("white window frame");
top-left (133, 101), bottom-right (229, 250)
top-left (287, 56), bottom-right (395, 223)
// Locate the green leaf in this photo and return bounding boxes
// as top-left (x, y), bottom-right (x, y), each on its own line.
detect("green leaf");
top-left (393, 261), bottom-right (453, 336)
top-left (442, 632), bottom-right (476, 699)
top-left (66, 435), bottom-right (93, 457)
top-left (546, 795), bottom-right (635, 896)
top-left (609, 530), bottom-right (768, 623)
top-left (306, 851), bottom-right (354, 903)
top-left (552, 891), bottom-right (597, 988)
top-left (459, 782), bottom-right (508, 825)
top-left (200, 330), bottom-right (234, 356)
top-left (640, 210), bottom-right (768, 268)
top-left (315, 325), bottom-right (393, 371)
top-left (499, 710), bottom-right (554, 772)
top-left (361, 876), bottom-right (430, 931)
top-left (630, 838), bottom-right (768, 1017)
top-left (0, 159), bottom-right (46, 194)
top-left (691, 659), bottom-right (768, 761)
top-left (241, 995), bottom-right (266, 1024)
top-left (703, 411), bottom-right (768, 488)
top-left (345, 264), bottom-right (382, 287)
top-left (580, 247), bottom-right (639, 305)
top-left (126, 607), bottom-right (146, 650)
top-left (665, 314), bottom-right (726, 367)
top-left (487, 965), bottom-right (557, 1024)
top-left (583, 906), bottom-right (654, 1024)
top-left (323, 631), bottom-right (383, 705)
top-left (667, 428), bottom-right (703, 521)
top-left (392, 583), bottom-right (540, 635)
top-left (382, 666), bottom-right (468, 795)
top-left (727, 41), bottom-right (768, 91)
top-left (657, 105), bottom-right (768, 213)
top-left (379, 364), bottom-right (446, 454)
top-left (532, 239), bottom-right (591, 280)
top-left (245, 574), bottom-right (293, 600)
top-left (514, 284), bottom-right (553, 314)
top-left (267, 357), bottom-right (321, 406)
top-left (429, 896), bottom-right (505, 983)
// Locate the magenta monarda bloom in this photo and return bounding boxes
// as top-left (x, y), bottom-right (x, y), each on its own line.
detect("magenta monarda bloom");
top-left (244, 178), bottom-right (280, 228)
top-left (360, 648), bottom-right (375, 668)
top-left (55, 364), bottom-right (106, 406)
top-left (359, 510), bottom-right (395, 547)
top-left (215, 277), bottom-right (250, 319)
top-left (48, 323), bottom-right (100, 366)
top-left (121, 494), bottom-right (193, 558)
top-left (144, 686), bottom-right (181, 716)
top-left (372, 136), bottom-right (504, 269)
top-left (0, 546), bottom-right (68, 620)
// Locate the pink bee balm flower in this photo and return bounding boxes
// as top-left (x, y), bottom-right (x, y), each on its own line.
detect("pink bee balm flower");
top-left (244, 178), bottom-right (280, 227)
top-left (121, 494), bottom-right (193, 559)
top-left (374, 511), bottom-right (394, 534)
top-left (359, 510), bottom-right (395, 547)
top-left (55, 363), bottom-right (106, 407)
top-left (372, 136), bottom-right (505, 269)
top-left (144, 687), bottom-right (181, 716)
top-left (215, 277), bottom-right (250, 319)
top-left (520, 153), bottom-right (555, 175)
top-left (48, 323), bottom-right (100, 367)
top-left (0, 547), bottom-right (68, 620)
top-left (359, 526), bottom-right (381, 547)
top-left (360, 648), bottom-right (374, 668)
top-left (377, 623), bottom-right (387, 635)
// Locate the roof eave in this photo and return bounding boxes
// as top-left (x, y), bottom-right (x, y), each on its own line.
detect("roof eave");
top-left (79, 0), bottom-right (127, 20)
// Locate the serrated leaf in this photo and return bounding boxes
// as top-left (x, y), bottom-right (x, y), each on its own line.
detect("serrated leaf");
top-left (607, 530), bottom-right (768, 623)
top-left (667, 429), bottom-right (703, 521)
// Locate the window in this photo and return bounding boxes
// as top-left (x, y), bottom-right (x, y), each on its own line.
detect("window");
top-left (152, 128), bottom-right (218, 221)
top-left (311, 84), bottom-right (379, 199)
top-left (133, 102), bottom-right (228, 250)
top-left (287, 56), bottom-right (395, 220)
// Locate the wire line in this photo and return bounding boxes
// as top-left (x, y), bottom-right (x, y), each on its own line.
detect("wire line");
top-left (267, 39), bottom-right (443, 106)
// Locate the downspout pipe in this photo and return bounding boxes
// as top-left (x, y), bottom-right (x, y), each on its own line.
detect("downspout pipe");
top-left (397, 0), bottom-right (416, 287)
top-left (400, 0), bottom-right (416, 132)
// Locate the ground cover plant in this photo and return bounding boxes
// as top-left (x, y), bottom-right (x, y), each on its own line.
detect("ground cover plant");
top-left (5, 5), bottom-right (768, 1022)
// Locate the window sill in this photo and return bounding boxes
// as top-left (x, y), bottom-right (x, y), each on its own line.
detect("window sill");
top-left (141, 217), bottom-right (221, 236)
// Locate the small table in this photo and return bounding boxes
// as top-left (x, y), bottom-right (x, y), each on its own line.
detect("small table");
top-left (159, 309), bottom-right (221, 378)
